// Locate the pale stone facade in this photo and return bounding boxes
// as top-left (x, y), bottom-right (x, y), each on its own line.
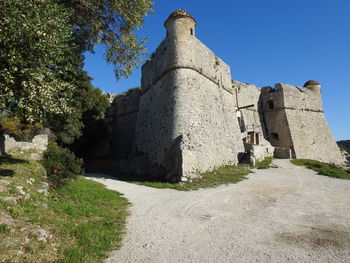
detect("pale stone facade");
top-left (107, 10), bottom-right (344, 180)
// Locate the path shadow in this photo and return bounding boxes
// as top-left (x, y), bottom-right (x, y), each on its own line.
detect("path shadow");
top-left (0, 155), bottom-right (28, 165)
top-left (0, 168), bottom-right (15, 177)
top-left (85, 158), bottom-right (169, 183)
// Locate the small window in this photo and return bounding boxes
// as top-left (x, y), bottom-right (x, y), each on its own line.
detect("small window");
top-left (248, 132), bottom-right (255, 144)
top-left (190, 28), bottom-right (193, 35)
top-left (268, 100), bottom-right (274, 109)
top-left (270, 133), bottom-right (279, 141)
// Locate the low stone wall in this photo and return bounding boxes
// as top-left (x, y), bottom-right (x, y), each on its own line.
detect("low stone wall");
top-left (0, 134), bottom-right (48, 158)
top-left (244, 143), bottom-right (274, 166)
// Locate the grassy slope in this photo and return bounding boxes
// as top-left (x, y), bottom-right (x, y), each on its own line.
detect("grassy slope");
top-left (291, 159), bottom-right (350, 180)
top-left (0, 155), bottom-right (129, 263)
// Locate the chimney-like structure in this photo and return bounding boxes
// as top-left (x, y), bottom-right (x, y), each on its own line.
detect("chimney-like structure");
top-left (304, 80), bottom-right (321, 94)
top-left (164, 10), bottom-right (196, 40)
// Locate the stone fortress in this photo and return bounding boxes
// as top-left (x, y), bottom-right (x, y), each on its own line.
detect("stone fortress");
top-left (106, 10), bottom-right (344, 181)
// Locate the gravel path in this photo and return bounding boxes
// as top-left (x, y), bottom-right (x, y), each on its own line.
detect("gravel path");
top-left (86, 159), bottom-right (350, 263)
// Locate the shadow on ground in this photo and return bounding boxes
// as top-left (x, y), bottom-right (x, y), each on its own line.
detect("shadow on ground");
top-left (85, 157), bottom-right (169, 183)
top-left (0, 168), bottom-right (15, 177)
top-left (0, 155), bottom-right (28, 165)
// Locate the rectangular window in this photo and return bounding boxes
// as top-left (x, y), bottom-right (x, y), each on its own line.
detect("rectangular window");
top-left (268, 100), bottom-right (274, 109)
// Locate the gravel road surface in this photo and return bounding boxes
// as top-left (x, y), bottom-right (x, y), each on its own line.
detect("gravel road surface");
top-left (86, 159), bottom-right (350, 263)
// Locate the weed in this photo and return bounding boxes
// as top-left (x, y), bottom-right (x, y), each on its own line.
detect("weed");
top-left (0, 223), bottom-right (10, 234)
top-left (291, 159), bottom-right (350, 180)
top-left (132, 164), bottom-right (251, 191)
top-left (254, 157), bottom-right (273, 169)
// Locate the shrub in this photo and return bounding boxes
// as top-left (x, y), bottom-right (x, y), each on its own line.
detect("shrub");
top-left (42, 142), bottom-right (84, 188)
top-left (0, 117), bottom-right (44, 141)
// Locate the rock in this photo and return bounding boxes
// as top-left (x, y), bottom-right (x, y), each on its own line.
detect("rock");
top-left (38, 188), bottom-right (48, 197)
top-left (26, 178), bottom-right (35, 185)
top-left (34, 228), bottom-right (49, 242)
top-left (16, 186), bottom-right (26, 196)
top-left (16, 185), bottom-right (30, 199)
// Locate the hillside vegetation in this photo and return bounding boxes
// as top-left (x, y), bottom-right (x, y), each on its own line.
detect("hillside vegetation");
top-left (338, 140), bottom-right (350, 150)
top-left (0, 155), bottom-right (129, 263)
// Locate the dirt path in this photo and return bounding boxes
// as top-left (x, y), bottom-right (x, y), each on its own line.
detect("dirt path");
top-left (86, 160), bottom-right (350, 263)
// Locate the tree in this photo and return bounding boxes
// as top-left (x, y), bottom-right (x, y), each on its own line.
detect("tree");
top-left (1, 0), bottom-right (153, 146)
top-left (0, 0), bottom-right (77, 123)
top-left (59, 0), bottom-right (154, 79)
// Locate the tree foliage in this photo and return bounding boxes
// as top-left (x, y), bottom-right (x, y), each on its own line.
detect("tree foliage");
top-left (0, 0), bottom-right (77, 123)
top-left (1, 0), bottom-right (153, 146)
top-left (59, 0), bottom-right (154, 79)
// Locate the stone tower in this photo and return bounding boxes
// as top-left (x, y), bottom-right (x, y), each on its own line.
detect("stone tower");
top-left (259, 81), bottom-right (343, 165)
top-left (129, 10), bottom-right (244, 180)
top-left (164, 10), bottom-right (196, 39)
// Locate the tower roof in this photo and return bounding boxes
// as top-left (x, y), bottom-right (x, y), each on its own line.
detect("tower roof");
top-left (164, 10), bottom-right (196, 26)
top-left (303, 80), bottom-right (321, 87)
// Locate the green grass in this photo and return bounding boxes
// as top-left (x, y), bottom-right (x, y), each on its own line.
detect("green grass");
top-left (291, 159), bottom-right (350, 180)
top-left (0, 223), bottom-right (10, 234)
top-left (0, 155), bottom-right (129, 263)
top-left (132, 164), bottom-right (251, 191)
top-left (254, 157), bottom-right (273, 169)
top-left (50, 177), bottom-right (129, 263)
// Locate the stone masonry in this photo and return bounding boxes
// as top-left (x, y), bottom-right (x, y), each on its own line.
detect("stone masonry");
top-left (107, 10), bottom-right (345, 181)
top-left (0, 134), bottom-right (48, 159)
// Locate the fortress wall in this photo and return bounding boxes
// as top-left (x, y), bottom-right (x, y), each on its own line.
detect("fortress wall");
top-left (132, 31), bottom-right (244, 179)
top-left (278, 83), bottom-right (343, 164)
top-left (131, 70), bottom-right (179, 177)
top-left (285, 109), bottom-right (343, 165)
top-left (175, 38), bottom-right (234, 93)
top-left (174, 69), bottom-right (244, 177)
top-left (141, 35), bottom-right (234, 95)
top-left (110, 89), bottom-right (141, 159)
top-left (141, 39), bottom-right (177, 92)
top-left (171, 37), bottom-right (243, 177)
top-left (278, 84), bottom-right (322, 111)
top-left (261, 84), bottom-right (344, 165)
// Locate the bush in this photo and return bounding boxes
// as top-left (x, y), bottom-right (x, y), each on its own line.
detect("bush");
top-left (0, 117), bottom-right (44, 141)
top-left (42, 142), bottom-right (84, 188)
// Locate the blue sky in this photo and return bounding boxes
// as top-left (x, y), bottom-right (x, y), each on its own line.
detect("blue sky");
top-left (84, 0), bottom-right (350, 140)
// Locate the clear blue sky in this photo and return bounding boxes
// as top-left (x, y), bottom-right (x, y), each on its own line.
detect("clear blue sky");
top-left (84, 0), bottom-right (350, 140)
